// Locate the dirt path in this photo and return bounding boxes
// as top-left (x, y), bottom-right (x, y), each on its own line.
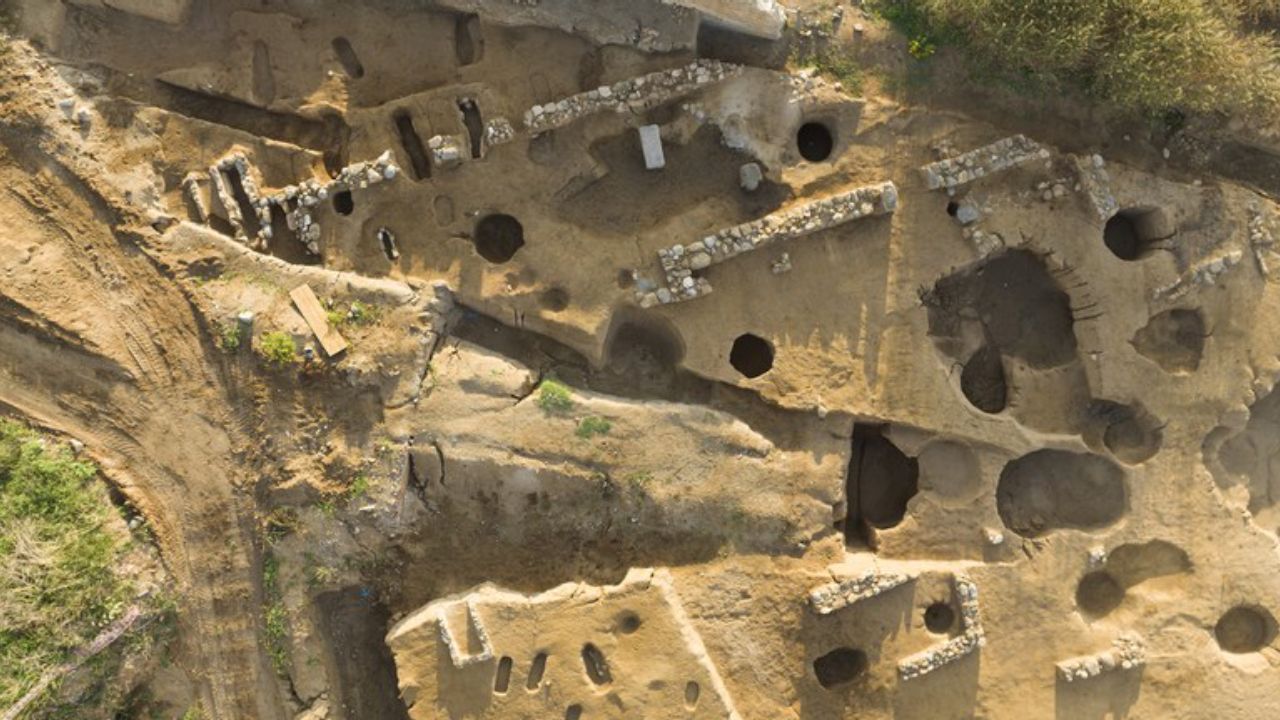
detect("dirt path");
top-left (0, 138), bottom-right (285, 718)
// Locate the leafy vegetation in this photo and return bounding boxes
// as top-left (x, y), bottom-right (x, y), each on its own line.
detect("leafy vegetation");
top-left (0, 420), bottom-right (135, 707)
top-left (325, 299), bottom-right (383, 328)
top-left (794, 44), bottom-right (864, 92)
top-left (257, 331), bottom-right (297, 366)
top-left (215, 321), bottom-right (242, 352)
top-left (535, 378), bottom-right (574, 414)
top-left (874, 0), bottom-right (1280, 117)
top-left (575, 416), bottom-right (612, 439)
top-left (260, 553), bottom-right (289, 674)
top-left (345, 474), bottom-right (370, 500)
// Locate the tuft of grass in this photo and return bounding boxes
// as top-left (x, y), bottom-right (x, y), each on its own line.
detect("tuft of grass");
top-left (345, 474), bottom-right (370, 501)
top-left (257, 331), bottom-right (297, 367)
top-left (263, 507), bottom-right (299, 542)
top-left (575, 416), bottom-right (612, 439)
top-left (0, 420), bottom-right (135, 707)
top-left (535, 378), bottom-right (574, 414)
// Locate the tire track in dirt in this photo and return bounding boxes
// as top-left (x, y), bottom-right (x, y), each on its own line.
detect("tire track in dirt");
top-left (0, 155), bottom-right (285, 717)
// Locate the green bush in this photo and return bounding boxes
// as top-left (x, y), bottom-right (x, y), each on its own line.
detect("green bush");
top-left (878, 0), bottom-right (1280, 117)
top-left (535, 378), bottom-right (573, 414)
top-left (0, 420), bottom-right (134, 707)
top-left (258, 331), bottom-right (297, 366)
top-left (575, 416), bottom-right (612, 439)
top-left (215, 322), bottom-right (242, 352)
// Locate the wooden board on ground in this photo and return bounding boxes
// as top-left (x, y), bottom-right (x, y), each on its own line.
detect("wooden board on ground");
top-left (289, 284), bottom-right (348, 357)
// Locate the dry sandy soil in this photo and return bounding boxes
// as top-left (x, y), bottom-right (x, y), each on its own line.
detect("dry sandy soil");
top-left (1, 0), bottom-right (1280, 718)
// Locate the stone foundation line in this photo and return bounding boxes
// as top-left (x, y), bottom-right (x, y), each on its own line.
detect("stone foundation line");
top-left (1057, 634), bottom-right (1147, 682)
top-left (636, 180), bottom-right (898, 306)
top-left (898, 574), bottom-right (984, 681)
top-left (437, 600), bottom-right (495, 668)
top-left (523, 59), bottom-right (742, 134)
top-left (920, 134), bottom-right (1050, 191)
top-left (807, 571), bottom-right (916, 615)
top-left (189, 150), bottom-right (402, 258)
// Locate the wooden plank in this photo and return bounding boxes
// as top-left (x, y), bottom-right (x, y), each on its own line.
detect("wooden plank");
top-left (289, 284), bottom-right (348, 357)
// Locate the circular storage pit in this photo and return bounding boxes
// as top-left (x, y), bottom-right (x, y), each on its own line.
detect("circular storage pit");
top-left (332, 190), bottom-right (354, 215)
top-left (473, 213), bottom-right (525, 264)
top-left (813, 647), bottom-right (867, 689)
top-left (1076, 571), bottom-right (1125, 618)
top-left (730, 333), bottom-right (774, 378)
top-left (797, 122), bottom-right (834, 162)
top-left (1104, 207), bottom-right (1170, 261)
top-left (1215, 606), bottom-right (1276, 654)
top-left (924, 602), bottom-right (956, 634)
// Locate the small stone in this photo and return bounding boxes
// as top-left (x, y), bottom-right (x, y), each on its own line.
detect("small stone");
top-left (739, 162), bottom-right (763, 192)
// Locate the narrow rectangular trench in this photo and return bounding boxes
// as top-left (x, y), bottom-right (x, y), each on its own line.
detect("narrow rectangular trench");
top-left (458, 99), bottom-right (484, 159)
top-left (842, 424), bottom-right (919, 548)
top-left (221, 167), bottom-right (262, 239)
top-left (393, 110), bottom-right (432, 180)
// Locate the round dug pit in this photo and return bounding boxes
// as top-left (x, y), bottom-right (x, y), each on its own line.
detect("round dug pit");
top-left (996, 449), bottom-right (1127, 537)
top-left (730, 333), bottom-right (774, 378)
top-left (474, 214), bottom-right (525, 263)
top-left (1215, 606), bottom-right (1276, 654)
top-left (813, 647), bottom-right (867, 688)
top-left (797, 122), bottom-right (834, 162)
top-left (1076, 571), bottom-right (1125, 618)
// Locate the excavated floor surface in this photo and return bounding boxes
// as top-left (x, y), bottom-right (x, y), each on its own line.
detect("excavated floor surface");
top-left (2, 1), bottom-right (1280, 719)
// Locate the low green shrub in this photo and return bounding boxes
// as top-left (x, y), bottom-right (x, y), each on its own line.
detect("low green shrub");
top-left (575, 416), bottom-right (612, 439)
top-left (258, 331), bottom-right (297, 366)
top-left (535, 378), bottom-right (573, 414)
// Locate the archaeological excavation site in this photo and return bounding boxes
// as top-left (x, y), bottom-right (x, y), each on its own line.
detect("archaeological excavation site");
top-left (4, 0), bottom-right (1280, 718)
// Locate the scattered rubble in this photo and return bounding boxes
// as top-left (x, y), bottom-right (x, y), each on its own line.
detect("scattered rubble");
top-left (1155, 248), bottom-right (1245, 300)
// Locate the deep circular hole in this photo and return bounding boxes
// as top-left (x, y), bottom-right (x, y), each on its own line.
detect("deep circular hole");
top-left (1076, 571), bottom-right (1125, 618)
top-left (924, 602), bottom-right (956, 634)
top-left (539, 286), bottom-right (569, 312)
top-left (813, 647), bottom-right (867, 689)
top-left (474, 213), bottom-right (525, 264)
top-left (797, 122), bottom-right (834, 162)
top-left (1104, 208), bottom-right (1166, 261)
top-left (1215, 606), bottom-right (1274, 654)
top-left (617, 612), bottom-right (642, 634)
top-left (332, 190), bottom-right (354, 216)
top-left (946, 200), bottom-right (959, 217)
top-left (729, 333), bottom-right (773, 378)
